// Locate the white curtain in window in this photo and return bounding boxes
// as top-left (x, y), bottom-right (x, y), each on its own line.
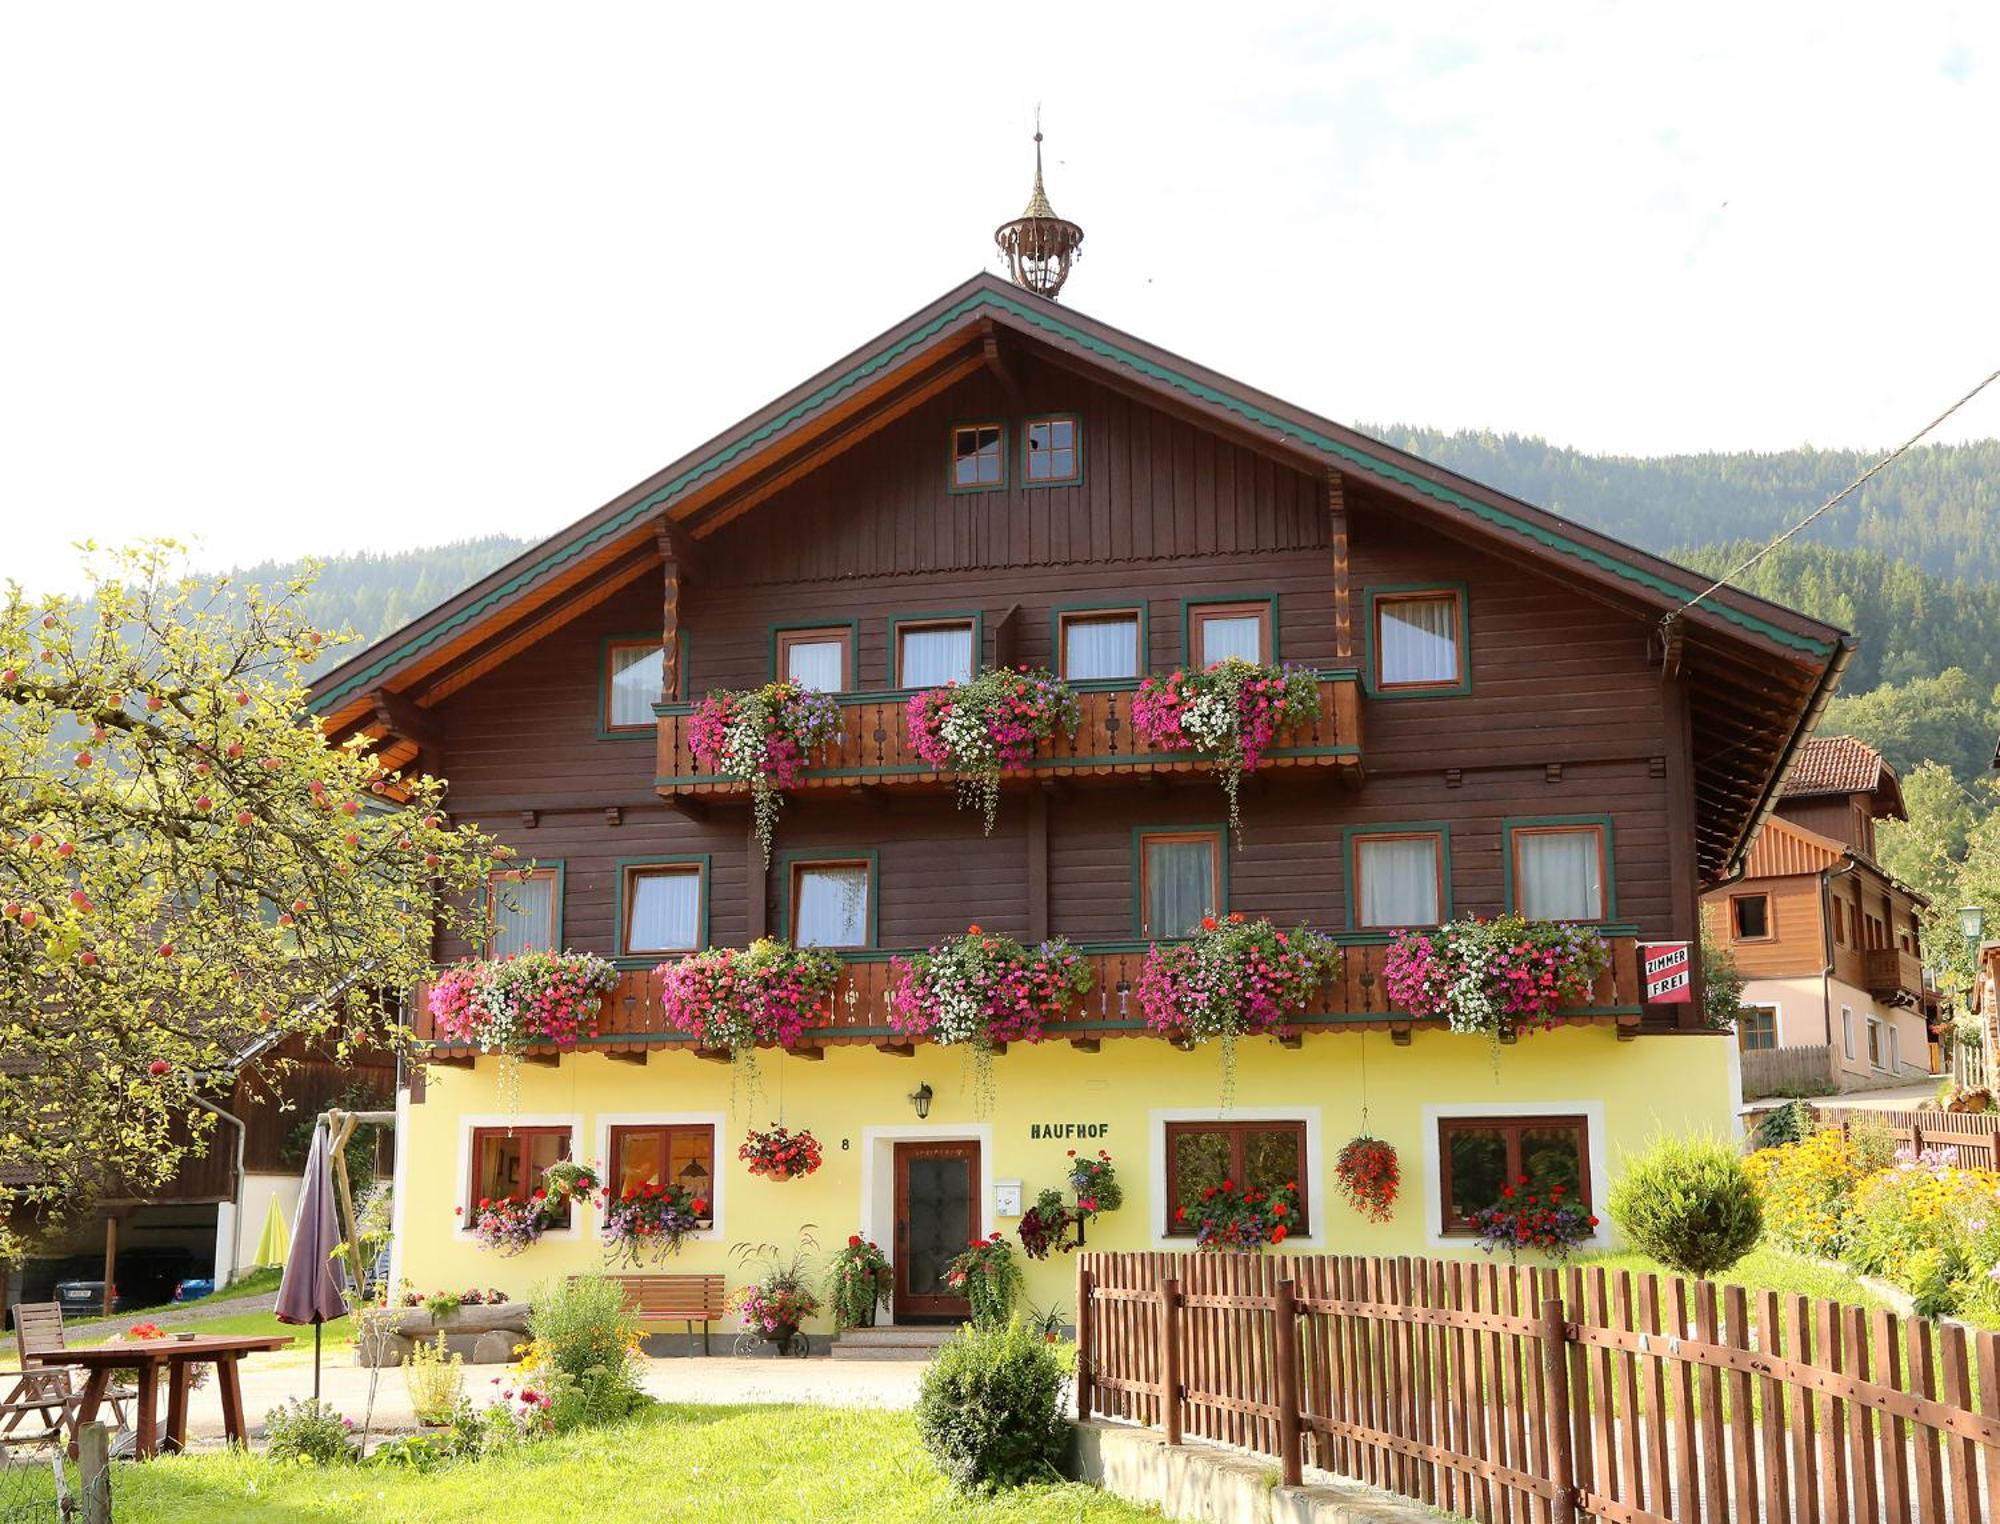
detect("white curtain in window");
top-left (1515, 831), bottom-right (1602, 920)
top-left (795, 865), bottom-right (869, 947)
top-left (1199, 615), bottom-right (1262, 665)
top-left (610, 644), bottom-right (664, 724)
top-left (786, 640), bottom-right (845, 693)
top-left (491, 874), bottom-right (555, 956)
top-left (1066, 617), bottom-right (1138, 681)
top-left (628, 871), bottom-right (700, 953)
top-left (900, 626), bottom-right (973, 688)
top-left (1146, 840), bottom-right (1216, 937)
top-left (1357, 838), bottom-right (1440, 927)
top-left (1379, 598), bottom-right (1458, 685)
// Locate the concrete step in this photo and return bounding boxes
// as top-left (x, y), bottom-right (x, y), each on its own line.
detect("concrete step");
top-left (828, 1325), bottom-right (961, 1361)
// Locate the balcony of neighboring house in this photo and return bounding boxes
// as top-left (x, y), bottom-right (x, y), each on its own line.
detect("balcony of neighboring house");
top-left (413, 932), bottom-right (1645, 1061)
top-left (653, 672), bottom-right (1362, 803)
top-left (1865, 945), bottom-right (1927, 1006)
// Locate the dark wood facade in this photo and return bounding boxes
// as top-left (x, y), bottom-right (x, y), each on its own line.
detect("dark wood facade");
top-left (317, 275), bottom-right (1850, 1049)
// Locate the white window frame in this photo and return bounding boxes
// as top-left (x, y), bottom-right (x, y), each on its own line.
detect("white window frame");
top-left (593, 1111), bottom-right (727, 1244)
top-left (1148, 1106), bottom-right (1323, 1249)
top-left (452, 1111), bottom-right (584, 1245)
top-left (1421, 1100), bottom-right (1609, 1253)
top-left (1889, 1025), bottom-right (1902, 1074)
top-left (1867, 1015), bottom-right (1887, 1072)
top-left (1841, 1006), bottom-right (1856, 1061)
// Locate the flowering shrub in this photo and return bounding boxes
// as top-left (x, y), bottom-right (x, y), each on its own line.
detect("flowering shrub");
top-left (263, 1397), bottom-right (356, 1465)
top-left (1742, 1127), bottom-right (1879, 1258)
top-left (687, 681), bottom-right (842, 862)
top-left (428, 949), bottom-right (618, 1056)
top-left (1067, 1149), bottom-right (1123, 1216)
top-left (1334, 1136), bottom-right (1399, 1224)
top-left (739, 1123), bottom-right (823, 1181)
top-left (597, 1181), bottom-right (706, 1267)
top-left (657, 938), bottom-right (843, 1065)
top-left (1381, 915), bottom-right (1609, 1043)
top-left (1467, 1177), bottom-right (1598, 1260)
top-left (946, 1233), bottom-right (1024, 1329)
top-left (830, 1235), bottom-right (893, 1329)
top-left (1017, 1188), bottom-right (1078, 1260)
top-left (906, 666), bottom-right (1081, 832)
top-left (1130, 659), bottom-right (1321, 828)
top-left (1175, 1177), bottom-right (1301, 1252)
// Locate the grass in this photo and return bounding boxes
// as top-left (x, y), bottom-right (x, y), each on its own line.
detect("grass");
top-left (1573, 1243), bottom-right (1891, 1309)
top-left (108, 1404), bottom-right (1160, 1523)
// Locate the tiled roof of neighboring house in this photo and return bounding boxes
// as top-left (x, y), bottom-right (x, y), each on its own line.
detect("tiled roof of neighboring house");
top-left (1782, 735), bottom-right (1891, 799)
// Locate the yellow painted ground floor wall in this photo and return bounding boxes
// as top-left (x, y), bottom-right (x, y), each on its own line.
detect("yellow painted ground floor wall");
top-left (391, 1029), bottom-right (1740, 1330)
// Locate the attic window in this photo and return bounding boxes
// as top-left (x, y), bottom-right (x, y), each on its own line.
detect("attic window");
top-left (951, 424), bottom-right (1004, 490)
top-left (1024, 416), bottom-right (1080, 485)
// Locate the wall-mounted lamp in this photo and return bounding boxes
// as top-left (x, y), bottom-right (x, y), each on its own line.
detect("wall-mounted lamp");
top-left (908, 1082), bottom-right (934, 1120)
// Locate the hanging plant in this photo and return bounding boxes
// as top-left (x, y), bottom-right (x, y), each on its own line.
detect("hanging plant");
top-left (739, 1123), bottom-right (823, 1181)
top-left (687, 681), bottom-right (843, 864)
top-left (1136, 914), bottom-right (1342, 1103)
top-left (1381, 914), bottom-right (1610, 1052)
top-left (1017, 1188), bottom-right (1080, 1260)
top-left (1066, 1148), bottom-right (1123, 1218)
top-left (598, 1180), bottom-right (707, 1268)
top-left (1130, 659), bottom-right (1321, 829)
top-left (539, 1160), bottom-right (602, 1215)
top-left (1334, 1136), bottom-right (1399, 1223)
top-left (905, 666), bottom-right (1081, 833)
top-left (887, 926), bottom-right (1094, 1115)
top-left (1174, 1177), bottom-right (1301, 1253)
top-left (658, 938), bottom-right (844, 1085)
top-left (429, 949), bottom-right (619, 1113)
top-left (458, 1158), bottom-right (597, 1255)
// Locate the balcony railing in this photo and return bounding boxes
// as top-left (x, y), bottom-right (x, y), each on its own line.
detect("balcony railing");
top-left (1864, 945), bottom-right (1925, 1005)
top-left (654, 673), bottom-right (1362, 800)
top-left (412, 933), bottom-right (1645, 1059)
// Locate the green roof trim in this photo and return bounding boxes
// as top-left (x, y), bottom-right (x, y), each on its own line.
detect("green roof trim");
top-left (314, 285), bottom-right (1835, 715)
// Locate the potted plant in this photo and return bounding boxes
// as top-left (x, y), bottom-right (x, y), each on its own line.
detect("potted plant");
top-left (1468, 1177), bottom-right (1598, 1261)
top-left (1066, 1148), bottom-right (1123, 1220)
top-left (1136, 913), bottom-right (1341, 1101)
top-left (1130, 659), bottom-right (1321, 828)
top-left (1174, 1177), bottom-right (1301, 1252)
top-left (1016, 1189), bottom-right (1077, 1261)
top-left (829, 1235), bottom-right (892, 1329)
top-left (598, 1180), bottom-right (707, 1268)
top-left (1381, 914), bottom-right (1610, 1051)
top-left (1334, 1136), bottom-right (1399, 1223)
top-left (888, 926), bottom-right (1093, 1114)
top-left (686, 680), bottom-right (843, 862)
top-left (657, 938), bottom-right (843, 1084)
top-left (730, 1233), bottom-right (822, 1356)
top-left (739, 1123), bottom-right (823, 1181)
top-left (905, 666), bottom-right (1081, 832)
top-left (944, 1233), bottom-right (1022, 1329)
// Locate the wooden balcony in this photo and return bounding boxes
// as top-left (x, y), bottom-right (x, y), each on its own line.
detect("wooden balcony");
top-left (654, 673), bottom-right (1362, 801)
top-left (413, 933), bottom-right (1645, 1060)
top-left (1865, 945), bottom-right (1925, 1005)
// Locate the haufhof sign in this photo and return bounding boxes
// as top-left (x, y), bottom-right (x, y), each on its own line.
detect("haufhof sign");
top-left (1640, 942), bottom-right (1693, 1003)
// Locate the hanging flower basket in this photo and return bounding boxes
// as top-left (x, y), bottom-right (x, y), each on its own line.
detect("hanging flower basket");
top-left (1136, 914), bottom-right (1342, 1102)
top-left (687, 681), bottom-right (843, 863)
top-left (598, 1181), bottom-right (707, 1268)
top-left (657, 939), bottom-right (844, 1075)
top-left (1175, 1177), bottom-right (1301, 1253)
top-left (1130, 660), bottom-right (1321, 829)
top-left (1381, 915), bottom-right (1610, 1046)
top-left (1017, 1188), bottom-right (1080, 1260)
top-left (539, 1160), bottom-right (601, 1214)
top-left (888, 927), bottom-right (1094, 1114)
top-left (905, 666), bottom-right (1081, 833)
top-left (1334, 1136), bottom-right (1399, 1223)
top-left (1066, 1148), bottom-right (1124, 1218)
top-left (740, 1123), bottom-right (823, 1181)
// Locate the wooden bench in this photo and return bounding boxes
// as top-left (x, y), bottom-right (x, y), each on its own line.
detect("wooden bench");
top-left (587, 1274), bottom-right (726, 1355)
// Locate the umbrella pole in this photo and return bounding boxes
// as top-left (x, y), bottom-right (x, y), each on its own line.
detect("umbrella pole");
top-left (314, 1319), bottom-right (322, 1399)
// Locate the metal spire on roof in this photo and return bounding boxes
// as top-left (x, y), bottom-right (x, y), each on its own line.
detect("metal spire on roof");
top-left (995, 114), bottom-right (1084, 301)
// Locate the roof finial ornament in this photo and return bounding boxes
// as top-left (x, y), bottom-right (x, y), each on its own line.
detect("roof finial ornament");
top-left (995, 111), bottom-right (1084, 301)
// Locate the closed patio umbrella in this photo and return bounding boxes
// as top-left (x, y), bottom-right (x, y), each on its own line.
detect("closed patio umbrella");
top-left (253, 1193), bottom-right (291, 1269)
top-left (274, 1120), bottom-right (351, 1397)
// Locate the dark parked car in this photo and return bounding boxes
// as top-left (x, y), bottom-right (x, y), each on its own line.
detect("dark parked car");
top-left (53, 1278), bottom-right (129, 1316)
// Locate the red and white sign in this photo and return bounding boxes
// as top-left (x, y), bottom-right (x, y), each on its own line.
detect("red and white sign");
top-left (1640, 942), bottom-right (1692, 1003)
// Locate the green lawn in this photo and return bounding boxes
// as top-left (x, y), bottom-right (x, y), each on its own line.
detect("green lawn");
top-left (111, 1404), bottom-right (1158, 1523)
top-left (1573, 1244), bottom-right (1890, 1309)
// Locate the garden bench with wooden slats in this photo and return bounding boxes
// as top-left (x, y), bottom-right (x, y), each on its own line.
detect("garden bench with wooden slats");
top-left (584, 1274), bottom-right (727, 1355)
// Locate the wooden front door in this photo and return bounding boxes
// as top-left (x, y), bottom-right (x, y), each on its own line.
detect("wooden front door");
top-left (893, 1140), bottom-right (980, 1323)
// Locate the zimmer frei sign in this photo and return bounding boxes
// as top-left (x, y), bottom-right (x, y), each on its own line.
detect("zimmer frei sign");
top-left (1639, 942), bottom-right (1693, 1003)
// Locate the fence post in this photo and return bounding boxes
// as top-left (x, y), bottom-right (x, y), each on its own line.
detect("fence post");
top-left (78, 1420), bottom-right (112, 1524)
top-left (1075, 1263), bottom-right (1095, 1423)
top-left (1539, 1296), bottom-right (1577, 1524)
top-left (1160, 1277), bottom-right (1183, 1446)
top-left (1273, 1278), bottom-right (1303, 1489)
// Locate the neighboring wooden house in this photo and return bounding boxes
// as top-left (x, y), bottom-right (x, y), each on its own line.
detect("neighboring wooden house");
top-left (1703, 735), bottom-right (1937, 1093)
top-left (312, 173), bottom-right (1848, 1326)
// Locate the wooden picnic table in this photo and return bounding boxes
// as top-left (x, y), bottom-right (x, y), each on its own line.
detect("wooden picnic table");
top-left (27, 1333), bottom-right (294, 1458)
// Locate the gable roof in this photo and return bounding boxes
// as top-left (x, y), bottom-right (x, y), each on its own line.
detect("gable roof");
top-left (310, 271), bottom-right (1852, 885)
top-left (1781, 735), bottom-right (1905, 817)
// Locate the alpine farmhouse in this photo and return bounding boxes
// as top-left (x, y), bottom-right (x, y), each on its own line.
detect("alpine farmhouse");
top-left (311, 202), bottom-right (1849, 1334)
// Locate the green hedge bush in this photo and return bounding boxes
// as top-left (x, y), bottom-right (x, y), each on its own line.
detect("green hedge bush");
top-left (1609, 1134), bottom-right (1763, 1277)
top-left (916, 1319), bottom-right (1070, 1492)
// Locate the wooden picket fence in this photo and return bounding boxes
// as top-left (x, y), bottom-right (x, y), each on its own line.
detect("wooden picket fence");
top-left (1075, 1250), bottom-right (2000, 1524)
top-left (1819, 1106), bottom-right (2000, 1171)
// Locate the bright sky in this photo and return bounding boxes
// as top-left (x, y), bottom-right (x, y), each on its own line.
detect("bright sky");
top-left (4, 2), bottom-right (1996, 594)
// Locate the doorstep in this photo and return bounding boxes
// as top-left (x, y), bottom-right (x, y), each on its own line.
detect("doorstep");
top-left (828, 1325), bottom-right (960, 1362)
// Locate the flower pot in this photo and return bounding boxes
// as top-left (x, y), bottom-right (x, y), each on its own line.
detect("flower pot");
top-left (852, 1302), bottom-right (876, 1329)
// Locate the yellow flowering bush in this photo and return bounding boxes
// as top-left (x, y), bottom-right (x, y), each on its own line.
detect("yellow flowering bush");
top-left (1743, 1129), bottom-right (1872, 1258)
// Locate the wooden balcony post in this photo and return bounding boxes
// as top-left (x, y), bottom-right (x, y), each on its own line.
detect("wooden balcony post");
top-left (1159, 1276), bottom-right (1183, 1446)
top-left (655, 523), bottom-right (687, 703)
top-left (1540, 1295), bottom-right (1578, 1524)
top-left (1273, 1278), bottom-right (1303, 1488)
top-left (1075, 1263), bottom-right (1095, 1423)
top-left (1326, 470), bottom-right (1353, 664)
